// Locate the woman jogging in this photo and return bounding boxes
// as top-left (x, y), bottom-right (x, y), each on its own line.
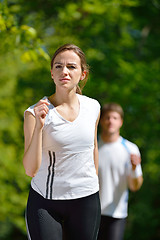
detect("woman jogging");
top-left (23, 44), bottom-right (101, 240)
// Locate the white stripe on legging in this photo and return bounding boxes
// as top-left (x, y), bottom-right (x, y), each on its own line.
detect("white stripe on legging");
top-left (25, 211), bottom-right (32, 240)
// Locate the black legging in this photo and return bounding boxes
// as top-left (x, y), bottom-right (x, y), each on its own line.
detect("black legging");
top-left (26, 187), bottom-right (101, 240)
top-left (97, 215), bottom-right (126, 240)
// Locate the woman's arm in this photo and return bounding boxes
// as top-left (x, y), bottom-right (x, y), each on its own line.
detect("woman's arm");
top-left (23, 99), bottom-right (49, 177)
top-left (94, 111), bottom-right (100, 175)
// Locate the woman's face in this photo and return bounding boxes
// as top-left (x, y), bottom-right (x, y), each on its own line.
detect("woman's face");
top-left (51, 50), bottom-right (86, 91)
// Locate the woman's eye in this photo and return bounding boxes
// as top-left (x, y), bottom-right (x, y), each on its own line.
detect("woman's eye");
top-left (55, 65), bottom-right (61, 68)
top-left (68, 65), bottom-right (76, 69)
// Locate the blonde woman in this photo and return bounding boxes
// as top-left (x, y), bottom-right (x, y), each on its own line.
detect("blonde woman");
top-left (23, 44), bottom-right (101, 240)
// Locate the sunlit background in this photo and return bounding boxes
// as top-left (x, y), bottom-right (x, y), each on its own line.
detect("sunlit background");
top-left (0, 0), bottom-right (160, 239)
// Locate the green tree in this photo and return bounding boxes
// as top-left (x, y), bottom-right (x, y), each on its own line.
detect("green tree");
top-left (0, 0), bottom-right (50, 238)
top-left (0, 0), bottom-right (160, 239)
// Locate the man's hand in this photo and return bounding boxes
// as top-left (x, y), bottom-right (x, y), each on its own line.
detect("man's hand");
top-left (130, 154), bottom-right (141, 170)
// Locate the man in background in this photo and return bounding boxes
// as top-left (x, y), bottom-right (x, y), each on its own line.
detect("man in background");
top-left (98, 103), bottom-right (143, 240)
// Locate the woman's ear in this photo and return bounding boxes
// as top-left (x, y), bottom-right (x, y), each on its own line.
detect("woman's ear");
top-left (51, 69), bottom-right (54, 79)
top-left (80, 70), bottom-right (87, 81)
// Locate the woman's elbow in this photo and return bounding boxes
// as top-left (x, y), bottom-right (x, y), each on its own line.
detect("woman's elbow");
top-left (23, 160), bottom-right (36, 178)
top-left (23, 165), bottom-right (35, 178)
top-left (25, 169), bottom-right (36, 178)
top-left (25, 171), bottom-right (34, 178)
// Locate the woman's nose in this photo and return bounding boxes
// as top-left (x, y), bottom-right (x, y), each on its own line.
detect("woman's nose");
top-left (62, 66), bottom-right (68, 75)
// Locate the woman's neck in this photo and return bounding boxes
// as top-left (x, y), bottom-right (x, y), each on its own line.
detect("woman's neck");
top-left (49, 89), bottom-right (80, 122)
top-left (49, 89), bottom-right (78, 107)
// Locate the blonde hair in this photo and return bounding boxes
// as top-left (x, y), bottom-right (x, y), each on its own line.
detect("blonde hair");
top-left (51, 44), bottom-right (89, 95)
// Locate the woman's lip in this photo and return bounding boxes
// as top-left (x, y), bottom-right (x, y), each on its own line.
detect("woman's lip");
top-left (60, 78), bottom-right (70, 81)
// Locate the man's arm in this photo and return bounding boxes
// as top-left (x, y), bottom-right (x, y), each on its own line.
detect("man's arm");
top-left (128, 154), bottom-right (143, 191)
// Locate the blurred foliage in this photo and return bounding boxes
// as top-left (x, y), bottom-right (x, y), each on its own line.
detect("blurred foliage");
top-left (0, 0), bottom-right (160, 239)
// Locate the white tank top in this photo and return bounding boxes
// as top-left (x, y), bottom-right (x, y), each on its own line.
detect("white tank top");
top-left (25, 94), bottom-right (100, 200)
